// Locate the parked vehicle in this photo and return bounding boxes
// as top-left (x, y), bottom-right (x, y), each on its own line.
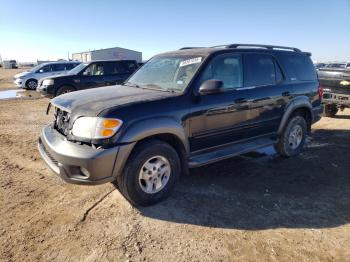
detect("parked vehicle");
top-left (3, 60), bottom-right (18, 69)
top-left (14, 61), bottom-right (80, 90)
top-left (38, 44), bottom-right (323, 206)
top-left (325, 62), bottom-right (350, 69)
top-left (318, 68), bottom-right (350, 117)
top-left (37, 60), bottom-right (139, 97)
top-left (314, 62), bottom-right (328, 69)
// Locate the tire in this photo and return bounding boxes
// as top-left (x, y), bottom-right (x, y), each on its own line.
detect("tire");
top-left (116, 140), bottom-right (181, 206)
top-left (25, 79), bottom-right (38, 90)
top-left (56, 86), bottom-right (75, 96)
top-left (274, 115), bottom-right (307, 157)
top-left (324, 104), bottom-right (338, 117)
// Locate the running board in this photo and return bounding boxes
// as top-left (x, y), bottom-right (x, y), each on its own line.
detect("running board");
top-left (188, 137), bottom-right (276, 168)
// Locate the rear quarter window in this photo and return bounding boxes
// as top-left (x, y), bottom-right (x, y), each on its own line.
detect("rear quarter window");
top-left (279, 54), bottom-right (317, 81)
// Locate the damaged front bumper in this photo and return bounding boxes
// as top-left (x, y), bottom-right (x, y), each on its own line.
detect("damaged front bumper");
top-left (38, 124), bottom-right (134, 185)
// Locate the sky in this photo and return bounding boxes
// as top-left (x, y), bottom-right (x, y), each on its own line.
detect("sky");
top-left (0, 0), bottom-right (349, 62)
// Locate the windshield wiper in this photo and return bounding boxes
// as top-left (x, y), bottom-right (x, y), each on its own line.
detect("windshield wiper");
top-left (143, 84), bottom-right (178, 93)
top-left (123, 82), bottom-right (141, 88)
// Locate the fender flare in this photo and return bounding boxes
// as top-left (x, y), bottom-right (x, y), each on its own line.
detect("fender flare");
top-left (118, 117), bottom-right (190, 154)
top-left (277, 96), bottom-right (312, 134)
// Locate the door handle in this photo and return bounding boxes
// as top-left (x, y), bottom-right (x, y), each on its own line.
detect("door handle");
top-left (234, 98), bottom-right (247, 103)
top-left (282, 91), bottom-right (291, 97)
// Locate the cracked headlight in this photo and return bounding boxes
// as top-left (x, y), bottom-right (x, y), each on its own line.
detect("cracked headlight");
top-left (72, 117), bottom-right (123, 139)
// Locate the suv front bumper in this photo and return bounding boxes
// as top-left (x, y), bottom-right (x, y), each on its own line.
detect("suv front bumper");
top-left (14, 78), bottom-right (25, 88)
top-left (38, 125), bottom-right (134, 185)
top-left (37, 84), bottom-right (54, 98)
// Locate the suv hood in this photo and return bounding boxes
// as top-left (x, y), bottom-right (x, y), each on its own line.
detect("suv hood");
top-left (14, 71), bottom-right (31, 78)
top-left (51, 85), bottom-right (177, 116)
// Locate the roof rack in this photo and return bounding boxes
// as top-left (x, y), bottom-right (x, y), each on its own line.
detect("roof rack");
top-left (224, 44), bottom-right (301, 52)
top-left (179, 47), bottom-right (204, 50)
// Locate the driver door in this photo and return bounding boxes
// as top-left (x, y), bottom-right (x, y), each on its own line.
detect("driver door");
top-left (79, 62), bottom-right (107, 90)
top-left (188, 53), bottom-right (251, 152)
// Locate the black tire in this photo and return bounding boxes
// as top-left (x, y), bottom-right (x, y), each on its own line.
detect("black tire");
top-left (324, 104), bottom-right (338, 117)
top-left (56, 86), bottom-right (76, 96)
top-left (274, 115), bottom-right (307, 157)
top-left (25, 79), bottom-right (38, 90)
top-left (116, 140), bottom-right (181, 206)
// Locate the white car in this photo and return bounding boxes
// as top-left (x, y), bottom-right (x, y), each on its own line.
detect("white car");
top-left (14, 61), bottom-right (80, 90)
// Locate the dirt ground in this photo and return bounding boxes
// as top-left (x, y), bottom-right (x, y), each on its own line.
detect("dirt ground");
top-left (0, 74), bottom-right (350, 260)
top-left (0, 68), bottom-right (29, 90)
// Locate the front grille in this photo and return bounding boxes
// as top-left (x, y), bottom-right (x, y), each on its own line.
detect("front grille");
top-left (54, 107), bottom-right (71, 136)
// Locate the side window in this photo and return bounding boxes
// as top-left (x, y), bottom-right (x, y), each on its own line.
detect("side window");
top-left (65, 63), bottom-right (78, 70)
top-left (82, 63), bottom-right (105, 76)
top-left (52, 64), bottom-right (66, 71)
top-left (104, 62), bottom-right (121, 75)
top-left (243, 54), bottom-right (277, 87)
top-left (122, 61), bottom-right (138, 74)
top-left (279, 54), bottom-right (317, 81)
top-left (198, 54), bottom-right (243, 89)
top-left (37, 65), bottom-right (52, 73)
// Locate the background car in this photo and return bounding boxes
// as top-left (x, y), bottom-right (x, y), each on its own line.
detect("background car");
top-left (13, 61), bottom-right (80, 90)
top-left (325, 62), bottom-right (350, 69)
top-left (37, 60), bottom-right (139, 97)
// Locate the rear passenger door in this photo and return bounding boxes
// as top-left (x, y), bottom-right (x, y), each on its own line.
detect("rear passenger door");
top-left (104, 61), bottom-right (126, 85)
top-left (241, 53), bottom-right (289, 136)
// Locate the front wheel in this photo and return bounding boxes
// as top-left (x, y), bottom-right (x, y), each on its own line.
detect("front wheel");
top-left (116, 140), bottom-right (181, 206)
top-left (56, 86), bottom-right (75, 96)
top-left (274, 116), bottom-right (307, 157)
top-left (25, 79), bottom-right (38, 90)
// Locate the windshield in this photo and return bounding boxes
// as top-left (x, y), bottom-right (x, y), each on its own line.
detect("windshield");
top-left (68, 63), bottom-right (88, 75)
top-left (126, 55), bottom-right (204, 92)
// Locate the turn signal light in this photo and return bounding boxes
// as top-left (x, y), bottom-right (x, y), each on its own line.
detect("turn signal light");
top-left (102, 119), bottom-right (121, 128)
top-left (100, 129), bottom-right (114, 137)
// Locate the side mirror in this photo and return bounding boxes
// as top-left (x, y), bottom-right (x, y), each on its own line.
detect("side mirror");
top-left (199, 79), bottom-right (224, 95)
top-left (39, 69), bottom-right (44, 73)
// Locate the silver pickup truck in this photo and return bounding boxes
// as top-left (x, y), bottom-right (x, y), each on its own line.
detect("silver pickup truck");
top-left (318, 68), bottom-right (350, 117)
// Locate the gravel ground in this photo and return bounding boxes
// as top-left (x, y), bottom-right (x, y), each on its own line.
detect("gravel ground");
top-left (0, 92), bottom-right (349, 261)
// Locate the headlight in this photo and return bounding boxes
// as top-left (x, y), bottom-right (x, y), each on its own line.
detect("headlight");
top-left (71, 117), bottom-right (123, 139)
top-left (43, 79), bottom-right (54, 85)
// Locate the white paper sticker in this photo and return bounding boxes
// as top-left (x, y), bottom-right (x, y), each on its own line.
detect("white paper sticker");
top-left (179, 57), bottom-right (202, 67)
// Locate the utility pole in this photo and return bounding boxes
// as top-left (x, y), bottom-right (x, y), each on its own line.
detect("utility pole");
top-left (67, 51), bottom-right (70, 61)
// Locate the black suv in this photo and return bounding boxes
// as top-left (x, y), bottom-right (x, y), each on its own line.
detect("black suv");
top-left (37, 60), bottom-right (139, 97)
top-left (38, 44), bottom-right (323, 206)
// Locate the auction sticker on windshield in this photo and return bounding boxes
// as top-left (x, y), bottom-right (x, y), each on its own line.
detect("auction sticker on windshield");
top-left (180, 57), bottom-right (202, 67)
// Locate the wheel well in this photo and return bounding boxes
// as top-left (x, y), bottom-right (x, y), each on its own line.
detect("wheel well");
top-left (290, 107), bottom-right (312, 131)
top-left (56, 84), bottom-right (76, 95)
top-left (132, 133), bottom-right (189, 176)
top-left (25, 78), bottom-right (37, 85)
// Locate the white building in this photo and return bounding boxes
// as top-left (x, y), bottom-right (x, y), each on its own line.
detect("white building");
top-left (72, 47), bottom-right (142, 63)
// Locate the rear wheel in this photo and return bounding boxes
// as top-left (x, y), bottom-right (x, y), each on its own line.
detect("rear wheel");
top-left (116, 140), bottom-right (181, 206)
top-left (324, 104), bottom-right (338, 117)
top-left (274, 115), bottom-right (307, 157)
top-left (25, 79), bottom-right (37, 90)
top-left (56, 86), bottom-right (75, 96)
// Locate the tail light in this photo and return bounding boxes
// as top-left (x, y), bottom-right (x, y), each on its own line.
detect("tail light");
top-left (318, 85), bottom-right (324, 99)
